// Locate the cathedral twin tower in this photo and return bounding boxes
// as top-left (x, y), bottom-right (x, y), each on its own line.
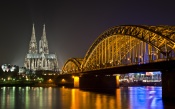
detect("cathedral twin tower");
top-left (24, 24), bottom-right (59, 71)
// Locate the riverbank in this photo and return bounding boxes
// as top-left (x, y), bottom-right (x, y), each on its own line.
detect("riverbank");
top-left (0, 82), bottom-right (58, 87)
top-left (120, 81), bottom-right (162, 87)
top-left (32, 83), bottom-right (58, 87)
top-left (0, 81), bottom-right (162, 87)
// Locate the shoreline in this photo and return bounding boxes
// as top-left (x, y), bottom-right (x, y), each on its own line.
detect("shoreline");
top-left (0, 83), bottom-right (58, 87)
top-left (0, 83), bottom-right (162, 87)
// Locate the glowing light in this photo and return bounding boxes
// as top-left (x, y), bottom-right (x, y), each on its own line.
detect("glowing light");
top-left (8, 77), bottom-right (11, 81)
top-left (48, 79), bottom-right (53, 83)
top-left (146, 72), bottom-right (153, 76)
top-left (116, 75), bottom-right (120, 87)
top-left (61, 79), bottom-right (65, 82)
top-left (73, 76), bottom-right (79, 88)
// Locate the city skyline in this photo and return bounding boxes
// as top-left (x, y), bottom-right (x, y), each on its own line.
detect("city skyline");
top-left (0, 0), bottom-right (175, 68)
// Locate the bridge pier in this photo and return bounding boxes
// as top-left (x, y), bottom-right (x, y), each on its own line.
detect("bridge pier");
top-left (72, 76), bottom-right (79, 88)
top-left (79, 74), bottom-right (117, 89)
top-left (162, 70), bottom-right (175, 101)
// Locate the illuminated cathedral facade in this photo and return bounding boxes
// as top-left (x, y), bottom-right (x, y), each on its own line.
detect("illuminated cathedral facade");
top-left (24, 24), bottom-right (59, 71)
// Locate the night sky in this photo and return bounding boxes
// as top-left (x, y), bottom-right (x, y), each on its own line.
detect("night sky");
top-left (0, 0), bottom-right (174, 69)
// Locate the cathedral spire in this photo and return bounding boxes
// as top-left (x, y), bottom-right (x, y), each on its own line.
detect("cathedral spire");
top-left (29, 24), bottom-right (38, 53)
top-left (42, 24), bottom-right (47, 41)
top-left (39, 24), bottom-right (49, 54)
top-left (24, 24), bottom-right (59, 71)
top-left (31, 23), bottom-right (36, 41)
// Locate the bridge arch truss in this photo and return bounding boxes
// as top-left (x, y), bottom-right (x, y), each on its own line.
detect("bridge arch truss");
top-left (62, 58), bottom-right (83, 74)
top-left (81, 25), bottom-right (175, 72)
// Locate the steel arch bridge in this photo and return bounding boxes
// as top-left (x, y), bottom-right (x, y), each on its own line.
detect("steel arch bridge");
top-left (62, 25), bottom-right (175, 74)
top-left (62, 58), bottom-right (83, 74)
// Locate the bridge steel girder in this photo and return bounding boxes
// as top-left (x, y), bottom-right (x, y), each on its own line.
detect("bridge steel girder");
top-left (62, 58), bottom-right (83, 74)
top-left (79, 60), bottom-right (175, 75)
top-left (81, 25), bottom-right (175, 72)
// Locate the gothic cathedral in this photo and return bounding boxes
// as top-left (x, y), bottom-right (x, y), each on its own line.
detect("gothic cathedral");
top-left (24, 24), bottom-right (59, 71)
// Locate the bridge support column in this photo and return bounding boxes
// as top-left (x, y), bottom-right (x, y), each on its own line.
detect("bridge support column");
top-left (115, 74), bottom-right (120, 88)
top-left (79, 74), bottom-right (116, 89)
top-left (162, 70), bottom-right (175, 101)
top-left (73, 76), bottom-right (79, 88)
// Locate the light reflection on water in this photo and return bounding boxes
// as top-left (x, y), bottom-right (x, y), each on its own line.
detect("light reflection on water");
top-left (0, 86), bottom-right (164, 109)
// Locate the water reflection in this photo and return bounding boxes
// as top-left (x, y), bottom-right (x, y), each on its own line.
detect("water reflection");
top-left (0, 86), bottom-right (164, 109)
top-left (128, 87), bottom-right (163, 109)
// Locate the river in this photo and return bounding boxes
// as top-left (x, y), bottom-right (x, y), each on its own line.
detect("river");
top-left (0, 86), bottom-right (174, 109)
